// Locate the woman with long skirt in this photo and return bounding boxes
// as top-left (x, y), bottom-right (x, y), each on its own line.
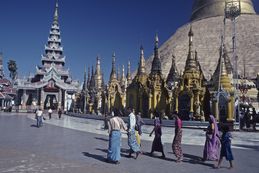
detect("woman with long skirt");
top-left (172, 113), bottom-right (183, 162)
top-left (150, 113), bottom-right (165, 158)
top-left (203, 115), bottom-right (220, 161)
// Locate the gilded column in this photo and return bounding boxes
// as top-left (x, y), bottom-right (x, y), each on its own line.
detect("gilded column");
top-left (58, 89), bottom-right (62, 109)
top-left (149, 94), bottom-right (152, 117)
top-left (227, 97), bottom-right (234, 121)
top-left (107, 95), bottom-right (111, 113)
top-left (40, 89), bottom-right (44, 109)
top-left (190, 95), bottom-right (194, 113)
top-left (175, 95), bottom-right (179, 113)
top-left (153, 91), bottom-right (157, 109)
top-left (214, 100), bottom-right (219, 121)
top-left (64, 91), bottom-right (67, 111)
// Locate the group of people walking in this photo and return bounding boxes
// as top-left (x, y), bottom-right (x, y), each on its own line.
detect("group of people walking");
top-left (35, 108), bottom-right (63, 128)
top-left (106, 109), bottom-right (234, 169)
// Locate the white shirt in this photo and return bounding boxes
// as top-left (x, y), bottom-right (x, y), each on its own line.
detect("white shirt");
top-left (36, 110), bottom-right (43, 117)
top-left (128, 112), bottom-right (136, 131)
top-left (48, 109), bottom-right (52, 113)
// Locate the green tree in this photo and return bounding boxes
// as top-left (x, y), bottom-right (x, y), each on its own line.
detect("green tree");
top-left (7, 60), bottom-right (17, 80)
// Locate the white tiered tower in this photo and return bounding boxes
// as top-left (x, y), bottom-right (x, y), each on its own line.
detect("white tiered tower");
top-left (16, 0), bottom-right (79, 111)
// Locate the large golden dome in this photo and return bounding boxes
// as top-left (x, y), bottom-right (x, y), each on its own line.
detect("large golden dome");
top-left (191, 0), bottom-right (256, 21)
top-left (143, 0), bottom-right (258, 80)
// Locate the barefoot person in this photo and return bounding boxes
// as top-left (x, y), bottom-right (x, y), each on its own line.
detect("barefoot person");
top-left (150, 111), bottom-right (165, 158)
top-left (135, 112), bottom-right (145, 146)
top-left (107, 110), bottom-right (127, 164)
top-left (216, 125), bottom-right (234, 169)
top-left (203, 115), bottom-right (220, 161)
top-left (127, 107), bottom-right (141, 159)
top-left (172, 112), bottom-right (183, 162)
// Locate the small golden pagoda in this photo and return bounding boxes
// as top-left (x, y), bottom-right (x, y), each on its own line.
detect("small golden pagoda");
top-left (211, 44), bottom-right (235, 123)
top-left (173, 26), bottom-right (206, 120)
top-left (126, 46), bottom-right (149, 117)
top-left (107, 53), bottom-right (126, 112)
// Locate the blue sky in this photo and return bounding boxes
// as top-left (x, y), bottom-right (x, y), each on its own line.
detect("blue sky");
top-left (0, 0), bottom-right (257, 83)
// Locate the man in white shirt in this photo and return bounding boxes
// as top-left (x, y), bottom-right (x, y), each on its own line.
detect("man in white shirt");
top-left (36, 108), bottom-right (43, 128)
top-left (127, 107), bottom-right (141, 159)
top-left (48, 108), bottom-right (52, 119)
top-left (128, 110), bottom-right (136, 132)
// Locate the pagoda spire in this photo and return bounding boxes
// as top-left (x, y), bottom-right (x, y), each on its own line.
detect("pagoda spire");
top-left (138, 45), bottom-right (146, 75)
top-left (95, 56), bottom-right (102, 89)
top-left (84, 65), bottom-right (86, 82)
top-left (221, 55), bottom-right (228, 77)
top-left (41, 0), bottom-right (65, 67)
top-left (222, 45), bottom-right (233, 75)
top-left (87, 67), bottom-right (90, 89)
top-left (53, 0), bottom-right (59, 24)
top-left (82, 65), bottom-right (87, 91)
top-left (89, 66), bottom-right (95, 89)
top-left (117, 66), bottom-right (121, 81)
top-left (219, 50), bottom-right (232, 91)
top-left (95, 56), bottom-right (101, 76)
top-left (166, 54), bottom-right (179, 85)
top-left (120, 65), bottom-right (126, 87)
top-left (185, 25), bottom-right (198, 71)
top-left (211, 42), bottom-right (233, 91)
top-left (110, 52), bottom-right (117, 81)
top-left (101, 72), bottom-right (105, 89)
top-left (127, 60), bottom-right (132, 83)
top-left (150, 33), bottom-right (162, 75)
top-left (121, 65), bottom-right (126, 81)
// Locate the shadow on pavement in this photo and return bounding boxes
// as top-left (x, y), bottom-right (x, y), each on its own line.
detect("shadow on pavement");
top-left (95, 137), bottom-right (109, 142)
top-left (182, 153), bottom-right (215, 168)
top-left (232, 144), bottom-right (259, 151)
top-left (96, 148), bottom-right (130, 158)
top-left (82, 152), bottom-right (107, 163)
top-left (96, 148), bottom-right (108, 153)
top-left (30, 124), bottom-right (38, 128)
top-left (142, 152), bottom-right (176, 162)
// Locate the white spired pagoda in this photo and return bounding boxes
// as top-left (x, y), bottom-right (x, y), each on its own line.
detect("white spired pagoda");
top-left (16, 1), bottom-right (79, 111)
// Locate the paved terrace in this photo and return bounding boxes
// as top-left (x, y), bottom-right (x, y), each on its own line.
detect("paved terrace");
top-left (0, 112), bottom-right (258, 173)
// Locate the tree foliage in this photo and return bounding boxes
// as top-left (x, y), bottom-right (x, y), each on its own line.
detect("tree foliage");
top-left (7, 60), bottom-right (17, 80)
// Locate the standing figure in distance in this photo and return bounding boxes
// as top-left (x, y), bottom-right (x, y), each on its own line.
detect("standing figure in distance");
top-left (58, 108), bottom-right (62, 119)
top-left (48, 107), bottom-right (52, 119)
top-left (36, 108), bottom-right (43, 128)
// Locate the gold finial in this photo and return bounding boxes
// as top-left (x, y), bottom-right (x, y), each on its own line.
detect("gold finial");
top-left (155, 33), bottom-right (159, 48)
top-left (138, 45), bottom-right (146, 75)
top-left (54, 0), bottom-right (59, 22)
